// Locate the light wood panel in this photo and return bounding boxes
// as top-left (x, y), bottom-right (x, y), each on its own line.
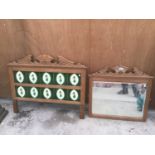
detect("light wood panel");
top-left (0, 20), bottom-right (26, 97)
top-left (22, 20), bottom-right (90, 68)
top-left (0, 19), bottom-right (155, 108)
top-left (90, 20), bottom-right (155, 107)
top-left (90, 20), bottom-right (155, 72)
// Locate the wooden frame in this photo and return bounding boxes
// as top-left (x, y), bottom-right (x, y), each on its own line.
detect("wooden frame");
top-left (8, 55), bottom-right (87, 119)
top-left (88, 65), bottom-right (153, 121)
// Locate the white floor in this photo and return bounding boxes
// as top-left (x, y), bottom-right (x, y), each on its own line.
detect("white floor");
top-left (0, 99), bottom-right (155, 135)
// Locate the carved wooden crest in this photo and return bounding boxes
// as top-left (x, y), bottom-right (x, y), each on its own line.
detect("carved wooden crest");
top-left (9, 54), bottom-right (86, 68)
top-left (91, 65), bottom-right (152, 78)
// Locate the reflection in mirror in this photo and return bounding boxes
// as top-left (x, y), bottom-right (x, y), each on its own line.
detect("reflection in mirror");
top-left (92, 81), bottom-right (147, 118)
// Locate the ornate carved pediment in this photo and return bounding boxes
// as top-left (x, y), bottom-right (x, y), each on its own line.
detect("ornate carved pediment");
top-left (91, 65), bottom-right (150, 77)
top-left (9, 54), bottom-right (86, 68)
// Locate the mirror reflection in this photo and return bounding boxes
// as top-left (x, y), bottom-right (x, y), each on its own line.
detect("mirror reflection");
top-left (92, 81), bottom-right (147, 118)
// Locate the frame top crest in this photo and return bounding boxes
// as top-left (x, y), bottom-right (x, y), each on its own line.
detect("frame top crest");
top-left (8, 54), bottom-right (87, 69)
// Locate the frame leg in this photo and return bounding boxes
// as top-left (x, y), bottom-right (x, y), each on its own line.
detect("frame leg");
top-left (80, 104), bottom-right (85, 119)
top-left (13, 100), bottom-right (19, 113)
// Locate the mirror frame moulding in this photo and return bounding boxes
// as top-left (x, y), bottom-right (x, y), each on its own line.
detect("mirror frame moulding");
top-left (88, 65), bottom-right (154, 122)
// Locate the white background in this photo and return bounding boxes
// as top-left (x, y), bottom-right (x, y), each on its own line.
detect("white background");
top-left (0, 0), bottom-right (155, 19)
top-left (0, 0), bottom-right (155, 155)
top-left (0, 136), bottom-right (155, 155)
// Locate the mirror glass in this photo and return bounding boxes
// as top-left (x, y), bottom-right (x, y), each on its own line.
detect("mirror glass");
top-left (92, 81), bottom-right (147, 118)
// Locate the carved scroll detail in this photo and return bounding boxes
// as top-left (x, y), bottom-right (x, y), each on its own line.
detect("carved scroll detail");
top-left (9, 54), bottom-right (86, 68)
top-left (92, 65), bottom-right (148, 77)
top-left (57, 56), bottom-right (75, 65)
top-left (16, 55), bottom-right (33, 64)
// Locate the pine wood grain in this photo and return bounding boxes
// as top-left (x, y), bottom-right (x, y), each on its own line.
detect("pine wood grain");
top-left (0, 19), bottom-right (155, 108)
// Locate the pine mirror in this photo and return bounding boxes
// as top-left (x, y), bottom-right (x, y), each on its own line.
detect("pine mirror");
top-left (89, 66), bottom-right (153, 121)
